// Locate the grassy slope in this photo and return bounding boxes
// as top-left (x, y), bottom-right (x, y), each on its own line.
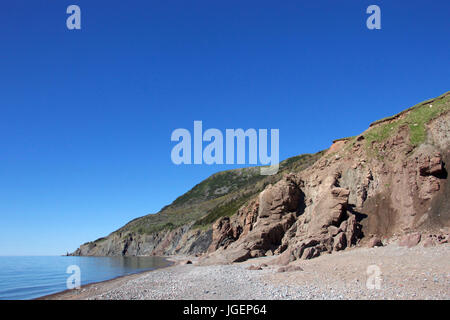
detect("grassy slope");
top-left (340, 92), bottom-right (450, 157)
top-left (365, 91), bottom-right (450, 148)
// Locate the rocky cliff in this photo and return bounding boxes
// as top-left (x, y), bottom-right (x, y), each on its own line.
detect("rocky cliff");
top-left (71, 152), bottom-right (323, 256)
top-left (72, 92), bottom-right (450, 262)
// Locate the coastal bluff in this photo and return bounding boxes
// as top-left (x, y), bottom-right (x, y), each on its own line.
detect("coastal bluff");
top-left (72, 92), bottom-right (450, 266)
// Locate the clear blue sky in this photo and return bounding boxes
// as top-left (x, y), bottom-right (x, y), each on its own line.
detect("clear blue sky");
top-left (0, 1), bottom-right (449, 255)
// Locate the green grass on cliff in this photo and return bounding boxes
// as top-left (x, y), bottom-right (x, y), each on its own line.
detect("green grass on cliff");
top-left (170, 167), bottom-right (264, 207)
top-left (363, 91), bottom-right (450, 152)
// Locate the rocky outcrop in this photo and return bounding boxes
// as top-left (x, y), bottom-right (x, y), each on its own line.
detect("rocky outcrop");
top-left (198, 94), bottom-right (450, 265)
top-left (199, 173), bottom-right (364, 265)
top-left (398, 233), bottom-right (422, 248)
top-left (419, 153), bottom-right (444, 177)
top-left (397, 230), bottom-right (449, 248)
top-left (368, 237), bottom-right (383, 247)
top-left (71, 224), bottom-right (213, 257)
top-left (200, 175), bottom-right (302, 264)
top-left (207, 198), bottom-right (260, 253)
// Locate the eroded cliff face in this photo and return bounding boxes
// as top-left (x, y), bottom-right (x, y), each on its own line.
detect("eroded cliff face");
top-left (71, 225), bottom-right (212, 256)
top-left (199, 97), bottom-right (450, 265)
top-left (72, 93), bottom-right (450, 261)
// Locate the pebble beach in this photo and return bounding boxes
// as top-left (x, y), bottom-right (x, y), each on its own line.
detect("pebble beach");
top-left (42, 243), bottom-right (450, 300)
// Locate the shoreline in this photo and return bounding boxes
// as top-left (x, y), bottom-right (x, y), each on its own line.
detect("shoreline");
top-left (36, 256), bottom-right (179, 300)
top-left (39, 244), bottom-right (450, 300)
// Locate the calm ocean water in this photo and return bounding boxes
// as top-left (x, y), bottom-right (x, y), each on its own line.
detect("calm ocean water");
top-left (0, 256), bottom-right (171, 300)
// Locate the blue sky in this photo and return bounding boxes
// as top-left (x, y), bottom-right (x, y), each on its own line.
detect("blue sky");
top-left (0, 1), bottom-right (449, 255)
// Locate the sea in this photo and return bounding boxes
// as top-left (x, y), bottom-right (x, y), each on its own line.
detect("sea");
top-left (0, 256), bottom-right (171, 300)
